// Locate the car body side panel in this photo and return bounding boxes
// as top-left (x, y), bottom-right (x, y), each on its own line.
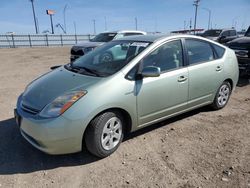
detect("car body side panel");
top-left (222, 49), bottom-right (239, 89)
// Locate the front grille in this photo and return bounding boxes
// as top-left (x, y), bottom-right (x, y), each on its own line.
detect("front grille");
top-left (71, 48), bottom-right (84, 56)
top-left (21, 103), bottom-right (40, 115)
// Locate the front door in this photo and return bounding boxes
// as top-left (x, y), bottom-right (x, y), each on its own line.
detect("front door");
top-left (136, 40), bottom-right (189, 127)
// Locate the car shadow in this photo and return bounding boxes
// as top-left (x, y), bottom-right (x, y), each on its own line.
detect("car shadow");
top-left (0, 118), bottom-right (99, 175)
top-left (124, 106), bottom-right (210, 141)
top-left (237, 77), bottom-right (250, 87)
top-left (0, 106), bottom-right (213, 175)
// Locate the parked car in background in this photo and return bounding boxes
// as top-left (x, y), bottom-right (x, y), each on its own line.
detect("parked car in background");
top-left (227, 26), bottom-right (250, 77)
top-left (15, 34), bottom-right (238, 158)
top-left (201, 29), bottom-right (238, 44)
top-left (70, 30), bottom-right (146, 62)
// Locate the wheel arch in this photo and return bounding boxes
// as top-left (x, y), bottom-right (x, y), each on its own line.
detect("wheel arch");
top-left (224, 78), bottom-right (233, 89)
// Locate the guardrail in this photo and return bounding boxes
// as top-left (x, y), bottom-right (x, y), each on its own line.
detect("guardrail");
top-left (0, 34), bottom-right (95, 48)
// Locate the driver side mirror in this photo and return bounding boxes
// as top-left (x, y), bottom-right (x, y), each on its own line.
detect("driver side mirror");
top-left (141, 66), bottom-right (161, 77)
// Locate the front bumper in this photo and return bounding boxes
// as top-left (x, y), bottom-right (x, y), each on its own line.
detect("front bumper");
top-left (14, 97), bottom-right (86, 155)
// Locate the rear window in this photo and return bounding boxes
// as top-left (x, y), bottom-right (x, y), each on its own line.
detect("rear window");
top-left (212, 44), bottom-right (225, 59)
top-left (230, 30), bottom-right (236, 36)
top-left (124, 33), bottom-right (144, 36)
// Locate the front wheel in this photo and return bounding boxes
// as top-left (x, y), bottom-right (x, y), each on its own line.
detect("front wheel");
top-left (84, 111), bottom-right (124, 158)
top-left (211, 81), bottom-right (231, 110)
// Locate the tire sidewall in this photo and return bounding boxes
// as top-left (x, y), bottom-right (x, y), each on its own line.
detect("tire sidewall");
top-left (85, 111), bottom-right (124, 158)
top-left (214, 81), bottom-right (232, 109)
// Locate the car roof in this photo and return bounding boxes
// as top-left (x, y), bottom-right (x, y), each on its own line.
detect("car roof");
top-left (114, 33), bottom-right (225, 44)
top-left (101, 30), bottom-right (146, 34)
top-left (115, 34), bottom-right (167, 42)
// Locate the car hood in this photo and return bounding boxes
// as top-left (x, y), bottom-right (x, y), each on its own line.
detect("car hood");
top-left (228, 37), bottom-right (250, 50)
top-left (73, 41), bottom-right (104, 48)
top-left (21, 66), bottom-right (101, 111)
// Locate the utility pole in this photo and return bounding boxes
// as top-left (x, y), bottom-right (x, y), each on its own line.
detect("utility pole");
top-left (202, 7), bottom-right (211, 29)
top-left (30, 0), bottom-right (38, 34)
top-left (135, 17), bottom-right (138, 30)
top-left (92, 19), bottom-right (96, 34)
top-left (63, 4), bottom-right (68, 34)
top-left (193, 0), bottom-right (200, 34)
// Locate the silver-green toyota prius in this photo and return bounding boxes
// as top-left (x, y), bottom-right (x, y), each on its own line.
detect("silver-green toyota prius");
top-left (15, 34), bottom-right (239, 158)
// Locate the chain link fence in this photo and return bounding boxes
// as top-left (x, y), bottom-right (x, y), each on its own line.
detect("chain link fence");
top-left (0, 34), bottom-right (95, 48)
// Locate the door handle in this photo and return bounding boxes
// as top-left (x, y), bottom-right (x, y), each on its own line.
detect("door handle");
top-left (178, 76), bottom-right (188, 82)
top-left (216, 66), bottom-right (222, 71)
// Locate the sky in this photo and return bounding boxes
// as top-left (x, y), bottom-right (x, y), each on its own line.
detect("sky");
top-left (0, 0), bottom-right (249, 35)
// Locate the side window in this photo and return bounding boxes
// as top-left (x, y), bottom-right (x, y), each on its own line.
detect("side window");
top-left (221, 31), bottom-right (230, 37)
top-left (230, 30), bottom-right (236, 36)
top-left (124, 33), bottom-right (143, 36)
top-left (186, 39), bottom-right (214, 65)
top-left (141, 40), bottom-right (183, 72)
top-left (212, 44), bottom-right (225, 59)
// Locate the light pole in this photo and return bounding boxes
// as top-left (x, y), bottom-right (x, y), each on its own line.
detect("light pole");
top-left (104, 16), bottom-right (107, 31)
top-left (193, 0), bottom-right (200, 34)
top-left (63, 4), bottom-right (68, 34)
top-left (46, 10), bottom-right (55, 34)
top-left (202, 7), bottom-right (211, 29)
top-left (30, 0), bottom-right (38, 34)
top-left (135, 17), bottom-right (138, 30)
top-left (92, 19), bottom-right (96, 34)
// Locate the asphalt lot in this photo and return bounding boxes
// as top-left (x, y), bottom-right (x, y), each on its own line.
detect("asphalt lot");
top-left (0, 47), bottom-right (249, 188)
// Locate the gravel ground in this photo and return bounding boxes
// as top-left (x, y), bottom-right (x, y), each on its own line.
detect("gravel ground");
top-left (0, 47), bottom-right (249, 188)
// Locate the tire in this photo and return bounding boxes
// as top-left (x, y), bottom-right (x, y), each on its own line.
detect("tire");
top-left (211, 81), bottom-right (232, 110)
top-left (84, 111), bottom-right (124, 158)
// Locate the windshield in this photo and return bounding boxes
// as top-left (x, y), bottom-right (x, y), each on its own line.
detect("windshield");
top-left (90, 33), bottom-right (117, 42)
top-left (67, 41), bottom-right (151, 77)
top-left (202, 30), bottom-right (222, 37)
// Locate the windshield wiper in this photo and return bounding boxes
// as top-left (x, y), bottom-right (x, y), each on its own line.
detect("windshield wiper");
top-left (68, 63), bottom-right (103, 77)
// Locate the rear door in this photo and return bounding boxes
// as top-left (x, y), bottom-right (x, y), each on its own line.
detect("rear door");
top-left (185, 38), bottom-right (224, 108)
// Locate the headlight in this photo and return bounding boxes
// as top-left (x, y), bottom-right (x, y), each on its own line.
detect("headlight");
top-left (39, 90), bottom-right (87, 118)
top-left (84, 47), bottom-right (95, 54)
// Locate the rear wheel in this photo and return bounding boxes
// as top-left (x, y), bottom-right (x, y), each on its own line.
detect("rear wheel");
top-left (84, 111), bottom-right (124, 158)
top-left (211, 81), bottom-right (231, 110)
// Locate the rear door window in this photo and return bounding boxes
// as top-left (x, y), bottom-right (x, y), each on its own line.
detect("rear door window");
top-left (185, 39), bottom-right (214, 65)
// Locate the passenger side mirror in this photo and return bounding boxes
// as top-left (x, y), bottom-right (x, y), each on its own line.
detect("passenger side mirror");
top-left (141, 66), bottom-right (161, 77)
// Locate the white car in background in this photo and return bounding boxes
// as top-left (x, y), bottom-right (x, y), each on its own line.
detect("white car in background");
top-left (70, 30), bottom-right (147, 62)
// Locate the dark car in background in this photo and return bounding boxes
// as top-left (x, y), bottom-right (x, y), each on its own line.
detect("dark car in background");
top-left (201, 29), bottom-right (238, 44)
top-left (70, 30), bottom-right (146, 62)
top-left (227, 26), bottom-right (250, 77)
